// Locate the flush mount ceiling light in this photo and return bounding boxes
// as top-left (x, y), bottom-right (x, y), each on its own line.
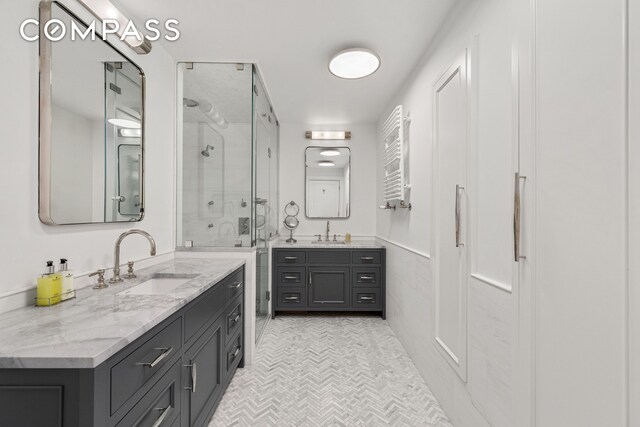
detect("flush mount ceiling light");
top-left (305, 131), bottom-right (351, 140)
top-left (329, 48), bottom-right (380, 79)
top-left (108, 118), bottom-right (141, 129)
top-left (320, 149), bottom-right (341, 157)
top-left (318, 161), bottom-right (335, 167)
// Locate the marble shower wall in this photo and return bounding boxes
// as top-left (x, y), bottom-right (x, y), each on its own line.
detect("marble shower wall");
top-left (181, 122), bottom-right (252, 247)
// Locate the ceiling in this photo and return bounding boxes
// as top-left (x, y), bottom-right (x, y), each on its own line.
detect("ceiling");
top-left (119, 0), bottom-right (458, 124)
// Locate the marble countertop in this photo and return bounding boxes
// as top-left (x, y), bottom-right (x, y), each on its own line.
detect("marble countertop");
top-left (0, 258), bottom-right (245, 369)
top-left (272, 238), bottom-right (384, 249)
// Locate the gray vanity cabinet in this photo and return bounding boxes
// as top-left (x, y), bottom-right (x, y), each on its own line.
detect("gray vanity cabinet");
top-left (0, 266), bottom-right (244, 427)
top-left (182, 316), bottom-right (224, 427)
top-left (308, 267), bottom-right (350, 308)
top-left (273, 248), bottom-right (385, 318)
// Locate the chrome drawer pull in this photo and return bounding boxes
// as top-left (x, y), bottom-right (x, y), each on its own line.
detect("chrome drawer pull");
top-left (284, 275), bottom-right (298, 280)
top-left (231, 313), bottom-right (241, 323)
top-left (229, 281), bottom-right (243, 289)
top-left (284, 296), bottom-right (299, 301)
top-left (360, 276), bottom-right (374, 281)
top-left (233, 347), bottom-right (240, 358)
top-left (361, 256), bottom-right (374, 261)
top-left (360, 296), bottom-right (374, 301)
top-left (138, 346), bottom-right (173, 368)
top-left (151, 406), bottom-right (171, 427)
top-left (184, 362), bottom-right (197, 393)
top-left (284, 256), bottom-right (298, 261)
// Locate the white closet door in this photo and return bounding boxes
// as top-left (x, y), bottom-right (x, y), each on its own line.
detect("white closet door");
top-left (433, 51), bottom-right (468, 381)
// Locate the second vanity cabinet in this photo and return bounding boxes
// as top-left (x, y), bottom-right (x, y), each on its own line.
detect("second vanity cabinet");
top-left (273, 248), bottom-right (386, 318)
top-left (0, 266), bottom-right (244, 427)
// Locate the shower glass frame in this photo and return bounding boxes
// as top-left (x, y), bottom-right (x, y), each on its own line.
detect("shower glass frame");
top-left (175, 62), bottom-right (279, 249)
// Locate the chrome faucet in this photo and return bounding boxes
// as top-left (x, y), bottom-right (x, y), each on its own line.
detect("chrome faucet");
top-left (325, 221), bottom-right (330, 241)
top-left (110, 229), bottom-right (157, 283)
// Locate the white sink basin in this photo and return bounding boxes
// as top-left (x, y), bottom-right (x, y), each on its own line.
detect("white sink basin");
top-left (119, 273), bottom-right (199, 296)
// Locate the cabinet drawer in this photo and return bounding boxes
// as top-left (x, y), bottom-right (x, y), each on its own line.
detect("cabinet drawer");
top-left (352, 267), bottom-right (382, 287)
top-left (307, 250), bottom-right (350, 264)
top-left (352, 288), bottom-right (382, 309)
top-left (352, 250), bottom-right (382, 265)
top-left (225, 331), bottom-right (243, 381)
top-left (276, 251), bottom-right (306, 264)
top-left (276, 267), bottom-right (306, 285)
top-left (116, 360), bottom-right (181, 427)
top-left (276, 287), bottom-right (307, 308)
top-left (225, 296), bottom-right (243, 343)
top-left (224, 268), bottom-right (244, 303)
top-left (184, 283), bottom-right (225, 343)
top-left (111, 317), bottom-right (182, 415)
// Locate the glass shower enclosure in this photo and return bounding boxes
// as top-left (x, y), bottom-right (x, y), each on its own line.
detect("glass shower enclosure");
top-left (176, 63), bottom-right (279, 341)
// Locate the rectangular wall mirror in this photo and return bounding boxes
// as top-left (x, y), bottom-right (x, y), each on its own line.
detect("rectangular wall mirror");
top-left (305, 147), bottom-right (350, 218)
top-left (39, 1), bottom-right (145, 225)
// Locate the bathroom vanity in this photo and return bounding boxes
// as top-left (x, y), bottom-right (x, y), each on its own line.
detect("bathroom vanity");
top-left (0, 258), bottom-right (244, 427)
top-left (272, 242), bottom-right (386, 318)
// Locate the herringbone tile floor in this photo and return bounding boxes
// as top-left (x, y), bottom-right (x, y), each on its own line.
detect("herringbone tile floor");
top-left (210, 314), bottom-right (453, 427)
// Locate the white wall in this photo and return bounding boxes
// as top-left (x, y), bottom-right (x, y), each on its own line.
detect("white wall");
top-left (279, 124), bottom-right (377, 237)
top-left (0, 0), bottom-right (176, 311)
top-left (376, 0), bottom-right (517, 426)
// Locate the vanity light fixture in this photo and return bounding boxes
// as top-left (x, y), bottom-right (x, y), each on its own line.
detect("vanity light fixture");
top-left (77, 0), bottom-right (152, 54)
top-left (305, 131), bottom-right (351, 140)
top-left (108, 118), bottom-right (141, 129)
top-left (329, 48), bottom-right (380, 79)
top-left (318, 161), bottom-right (335, 167)
top-left (320, 149), bottom-right (341, 157)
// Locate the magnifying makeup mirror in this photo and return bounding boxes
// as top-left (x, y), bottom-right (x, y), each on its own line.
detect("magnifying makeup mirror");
top-left (283, 201), bottom-right (300, 243)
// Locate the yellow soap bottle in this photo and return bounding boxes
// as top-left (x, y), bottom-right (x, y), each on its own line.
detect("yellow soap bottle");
top-left (36, 261), bottom-right (62, 306)
top-left (345, 233), bottom-right (352, 243)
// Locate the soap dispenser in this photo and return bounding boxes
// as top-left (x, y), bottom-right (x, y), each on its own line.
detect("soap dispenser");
top-left (36, 261), bottom-right (62, 306)
top-left (58, 258), bottom-right (75, 300)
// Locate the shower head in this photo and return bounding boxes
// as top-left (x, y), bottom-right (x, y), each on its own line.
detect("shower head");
top-left (201, 145), bottom-right (214, 157)
top-left (183, 98), bottom-right (199, 108)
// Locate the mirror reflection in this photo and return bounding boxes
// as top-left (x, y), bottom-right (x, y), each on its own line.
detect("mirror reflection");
top-left (40, 2), bottom-right (145, 225)
top-left (305, 147), bottom-right (350, 218)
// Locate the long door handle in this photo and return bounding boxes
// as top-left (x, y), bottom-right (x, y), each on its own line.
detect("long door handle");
top-left (455, 185), bottom-right (465, 247)
top-left (514, 173), bottom-right (526, 261)
top-left (184, 362), bottom-right (197, 393)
